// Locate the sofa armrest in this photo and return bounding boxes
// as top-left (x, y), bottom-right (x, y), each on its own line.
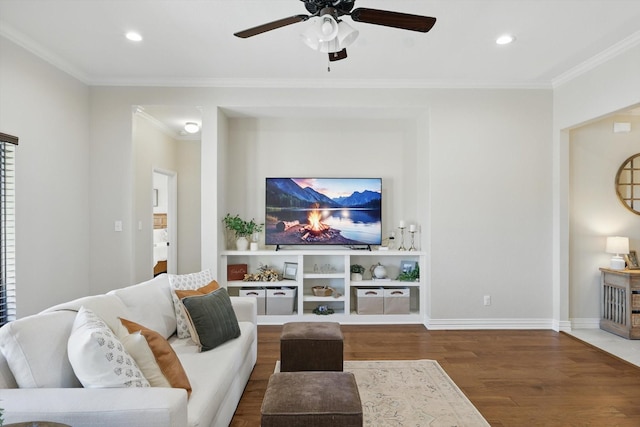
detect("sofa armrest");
top-left (0, 387), bottom-right (187, 427)
top-left (231, 296), bottom-right (257, 324)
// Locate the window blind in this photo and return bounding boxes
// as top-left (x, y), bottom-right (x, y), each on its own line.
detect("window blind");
top-left (0, 133), bottom-right (18, 326)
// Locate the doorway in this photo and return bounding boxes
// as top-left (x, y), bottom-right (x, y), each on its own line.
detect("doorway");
top-left (153, 169), bottom-right (177, 275)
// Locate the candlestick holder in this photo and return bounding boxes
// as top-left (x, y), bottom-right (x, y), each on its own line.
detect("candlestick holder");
top-left (398, 226), bottom-right (406, 251)
top-left (409, 230), bottom-right (416, 251)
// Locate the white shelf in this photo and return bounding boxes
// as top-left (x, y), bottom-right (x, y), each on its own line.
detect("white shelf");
top-left (303, 295), bottom-right (346, 302)
top-left (354, 280), bottom-right (420, 287)
top-left (226, 280), bottom-right (298, 288)
top-left (303, 273), bottom-right (345, 279)
top-left (220, 249), bottom-right (426, 325)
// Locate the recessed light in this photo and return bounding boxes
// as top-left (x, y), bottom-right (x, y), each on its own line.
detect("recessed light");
top-left (125, 31), bottom-right (143, 42)
top-left (496, 34), bottom-right (515, 45)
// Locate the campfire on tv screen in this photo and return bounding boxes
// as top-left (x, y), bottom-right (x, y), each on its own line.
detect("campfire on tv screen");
top-left (265, 178), bottom-right (382, 246)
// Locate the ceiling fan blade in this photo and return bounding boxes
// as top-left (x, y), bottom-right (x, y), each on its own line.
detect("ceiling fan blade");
top-left (234, 15), bottom-right (309, 38)
top-left (329, 49), bottom-right (348, 62)
top-left (350, 8), bottom-right (436, 33)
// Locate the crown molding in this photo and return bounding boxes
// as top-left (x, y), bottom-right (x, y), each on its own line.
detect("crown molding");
top-left (552, 29), bottom-right (640, 88)
top-left (134, 107), bottom-right (199, 142)
top-left (0, 22), bottom-right (90, 84)
top-left (88, 76), bottom-right (552, 90)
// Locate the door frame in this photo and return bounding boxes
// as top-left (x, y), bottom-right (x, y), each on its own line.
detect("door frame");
top-left (153, 168), bottom-right (178, 274)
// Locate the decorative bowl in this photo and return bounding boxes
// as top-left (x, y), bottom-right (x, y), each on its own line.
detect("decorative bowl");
top-left (312, 286), bottom-right (333, 297)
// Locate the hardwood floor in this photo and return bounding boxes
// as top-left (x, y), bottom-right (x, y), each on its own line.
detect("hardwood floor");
top-left (230, 325), bottom-right (640, 426)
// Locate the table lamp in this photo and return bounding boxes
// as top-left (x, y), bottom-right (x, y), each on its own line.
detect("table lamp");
top-left (605, 236), bottom-right (629, 270)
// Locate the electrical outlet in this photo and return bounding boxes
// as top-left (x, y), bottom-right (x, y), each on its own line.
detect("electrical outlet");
top-left (115, 220), bottom-right (123, 232)
top-left (483, 295), bottom-right (491, 306)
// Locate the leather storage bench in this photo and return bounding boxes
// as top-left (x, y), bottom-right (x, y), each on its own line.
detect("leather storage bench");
top-left (280, 321), bottom-right (343, 372)
top-left (261, 371), bottom-right (362, 427)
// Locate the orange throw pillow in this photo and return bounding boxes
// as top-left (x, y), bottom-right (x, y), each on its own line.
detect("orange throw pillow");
top-left (119, 318), bottom-right (192, 397)
top-left (174, 280), bottom-right (220, 300)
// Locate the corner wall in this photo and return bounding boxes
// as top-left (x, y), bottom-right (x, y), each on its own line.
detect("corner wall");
top-left (0, 37), bottom-right (91, 316)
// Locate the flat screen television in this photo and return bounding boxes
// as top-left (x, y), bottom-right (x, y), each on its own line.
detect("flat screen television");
top-left (265, 178), bottom-right (382, 248)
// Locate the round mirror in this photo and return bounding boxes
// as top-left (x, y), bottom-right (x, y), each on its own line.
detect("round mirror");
top-left (616, 153), bottom-right (640, 215)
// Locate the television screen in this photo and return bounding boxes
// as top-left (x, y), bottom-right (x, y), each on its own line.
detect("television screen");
top-left (265, 178), bottom-right (382, 247)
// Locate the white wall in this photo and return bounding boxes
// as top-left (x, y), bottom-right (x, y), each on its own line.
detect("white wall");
top-left (0, 37), bottom-right (91, 316)
top-left (176, 138), bottom-right (202, 274)
top-left (428, 89), bottom-right (553, 322)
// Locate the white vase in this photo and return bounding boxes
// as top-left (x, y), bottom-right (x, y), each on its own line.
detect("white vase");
top-left (373, 265), bottom-right (387, 279)
top-left (351, 272), bottom-right (363, 281)
top-left (236, 236), bottom-right (249, 251)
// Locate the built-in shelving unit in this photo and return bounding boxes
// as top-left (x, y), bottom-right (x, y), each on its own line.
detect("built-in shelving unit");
top-left (221, 249), bottom-right (426, 325)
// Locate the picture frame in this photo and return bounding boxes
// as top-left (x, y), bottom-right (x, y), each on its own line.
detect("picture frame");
top-left (400, 260), bottom-right (418, 273)
top-left (283, 262), bottom-right (298, 280)
top-left (625, 250), bottom-right (640, 270)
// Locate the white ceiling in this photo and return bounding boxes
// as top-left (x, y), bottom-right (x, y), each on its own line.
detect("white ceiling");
top-left (2, 0), bottom-right (640, 133)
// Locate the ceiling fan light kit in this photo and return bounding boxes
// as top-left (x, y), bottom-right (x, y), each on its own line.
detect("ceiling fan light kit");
top-left (234, 0), bottom-right (436, 62)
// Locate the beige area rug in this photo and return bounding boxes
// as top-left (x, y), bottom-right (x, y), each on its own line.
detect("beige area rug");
top-left (345, 360), bottom-right (489, 427)
top-left (275, 359), bottom-right (489, 426)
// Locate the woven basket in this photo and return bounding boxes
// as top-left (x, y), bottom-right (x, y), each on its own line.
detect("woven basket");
top-left (312, 286), bottom-right (333, 297)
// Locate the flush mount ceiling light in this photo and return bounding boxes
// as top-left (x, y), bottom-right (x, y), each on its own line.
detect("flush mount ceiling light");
top-left (496, 34), bottom-right (515, 45)
top-left (184, 122), bottom-right (200, 134)
top-left (125, 31), bottom-right (143, 42)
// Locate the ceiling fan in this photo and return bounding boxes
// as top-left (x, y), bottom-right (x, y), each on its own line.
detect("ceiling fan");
top-left (234, 0), bottom-right (436, 62)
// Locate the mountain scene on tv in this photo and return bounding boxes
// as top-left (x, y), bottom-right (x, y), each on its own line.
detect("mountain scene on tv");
top-left (265, 178), bottom-right (382, 246)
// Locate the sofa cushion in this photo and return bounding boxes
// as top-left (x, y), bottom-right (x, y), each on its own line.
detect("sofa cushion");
top-left (168, 270), bottom-right (215, 339)
top-left (41, 294), bottom-right (131, 333)
top-left (108, 274), bottom-right (176, 339)
top-left (181, 288), bottom-right (241, 352)
top-left (120, 317), bottom-right (192, 396)
top-left (0, 310), bottom-right (81, 388)
top-left (174, 280), bottom-right (219, 300)
top-left (171, 320), bottom-right (255, 426)
top-left (121, 331), bottom-right (171, 387)
top-left (68, 307), bottom-right (149, 389)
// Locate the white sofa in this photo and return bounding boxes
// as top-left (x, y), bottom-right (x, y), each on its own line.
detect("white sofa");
top-left (0, 273), bottom-right (258, 427)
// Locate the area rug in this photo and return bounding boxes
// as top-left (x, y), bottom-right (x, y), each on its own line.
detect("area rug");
top-left (345, 360), bottom-right (489, 427)
top-left (275, 359), bottom-right (489, 426)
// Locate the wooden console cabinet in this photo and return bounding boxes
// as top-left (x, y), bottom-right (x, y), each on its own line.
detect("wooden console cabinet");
top-left (600, 268), bottom-right (640, 339)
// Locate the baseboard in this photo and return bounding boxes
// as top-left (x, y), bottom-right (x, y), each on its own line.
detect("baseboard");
top-left (569, 317), bottom-right (600, 329)
top-left (425, 318), bottom-right (555, 330)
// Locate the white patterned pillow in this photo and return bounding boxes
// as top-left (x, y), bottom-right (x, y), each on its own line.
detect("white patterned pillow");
top-left (67, 306), bottom-right (149, 388)
top-left (168, 269), bottom-right (215, 338)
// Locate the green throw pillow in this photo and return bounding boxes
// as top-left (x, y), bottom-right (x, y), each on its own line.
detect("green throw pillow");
top-left (181, 288), bottom-right (241, 351)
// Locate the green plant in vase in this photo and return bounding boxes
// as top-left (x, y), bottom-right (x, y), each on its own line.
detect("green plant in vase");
top-left (223, 213), bottom-right (263, 250)
top-left (350, 264), bottom-right (365, 281)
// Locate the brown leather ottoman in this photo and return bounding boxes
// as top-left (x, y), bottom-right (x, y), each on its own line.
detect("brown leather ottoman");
top-left (261, 371), bottom-right (362, 427)
top-left (280, 321), bottom-right (343, 372)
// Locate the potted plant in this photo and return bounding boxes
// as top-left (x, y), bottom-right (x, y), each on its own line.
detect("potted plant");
top-left (223, 213), bottom-right (263, 250)
top-left (350, 264), bottom-right (365, 281)
top-left (397, 264), bottom-right (420, 282)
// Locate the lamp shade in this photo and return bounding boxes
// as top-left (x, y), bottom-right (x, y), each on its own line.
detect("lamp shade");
top-left (605, 236), bottom-right (629, 255)
top-left (336, 21), bottom-right (359, 48)
top-left (301, 16), bottom-right (358, 54)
